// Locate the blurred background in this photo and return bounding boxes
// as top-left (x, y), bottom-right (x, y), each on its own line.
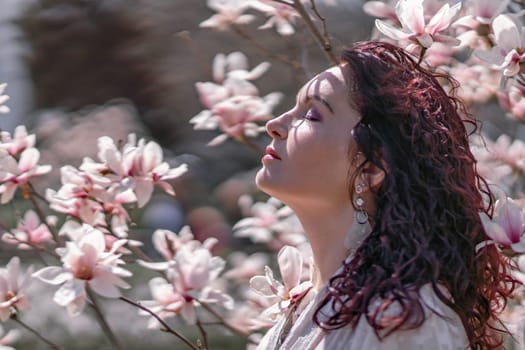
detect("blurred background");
top-left (0, 0), bottom-right (375, 349)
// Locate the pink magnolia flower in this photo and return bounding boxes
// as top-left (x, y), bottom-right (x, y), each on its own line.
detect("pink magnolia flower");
top-left (475, 14), bottom-right (525, 76)
top-left (234, 195), bottom-right (305, 248)
top-left (33, 226), bottom-right (131, 316)
top-left (470, 134), bottom-right (525, 191)
top-left (200, 0), bottom-right (256, 31)
top-left (0, 84), bottom-right (9, 114)
top-left (138, 226), bottom-right (218, 271)
top-left (140, 245), bottom-right (233, 325)
top-left (375, 0), bottom-right (462, 49)
top-left (249, 0), bottom-right (300, 36)
top-left (250, 246), bottom-right (312, 321)
top-left (193, 52), bottom-right (268, 111)
top-left (497, 81), bottom-right (525, 121)
top-left (213, 51), bottom-right (270, 84)
top-left (0, 257), bottom-right (32, 321)
top-left (443, 62), bottom-right (499, 105)
top-left (0, 325), bottom-right (20, 350)
top-left (0, 147), bottom-right (52, 203)
top-left (453, 0), bottom-right (510, 41)
top-left (209, 94), bottom-right (282, 145)
top-left (224, 252), bottom-right (268, 281)
top-left (480, 198), bottom-right (525, 253)
top-left (227, 291), bottom-right (276, 332)
top-left (0, 126), bottom-right (35, 157)
top-left (2, 210), bottom-right (54, 249)
top-left (46, 165), bottom-right (108, 225)
top-left (363, 0), bottom-right (398, 22)
top-left (89, 135), bottom-right (187, 208)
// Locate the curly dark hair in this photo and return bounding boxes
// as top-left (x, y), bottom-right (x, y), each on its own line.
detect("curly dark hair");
top-left (313, 41), bottom-right (517, 349)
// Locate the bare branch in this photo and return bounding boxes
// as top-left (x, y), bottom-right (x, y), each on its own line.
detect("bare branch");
top-left (119, 296), bottom-right (199, 350)
top-left (292, 0), bottom-right (338, 64)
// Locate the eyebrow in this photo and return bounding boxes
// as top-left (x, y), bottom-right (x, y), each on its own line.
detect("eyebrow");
top-left (301, 93), bottom-right (334, 114)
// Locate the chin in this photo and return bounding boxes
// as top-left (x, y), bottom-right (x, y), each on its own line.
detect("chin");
top-left (255, 167), bottom-right (280, 196)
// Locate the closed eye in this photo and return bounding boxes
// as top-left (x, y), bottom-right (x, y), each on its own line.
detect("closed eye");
top-left (304, 108), bottom-right (322, 121)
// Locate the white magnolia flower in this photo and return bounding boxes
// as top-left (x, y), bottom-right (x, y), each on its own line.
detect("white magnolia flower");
top-left (200, 0), bottom-right (256, 30)
top-left (375, 0), bottom-right (462, 49)
top-left (475, 14), bottom-right (525, 76)
top-left (480, 198), bottom-right (525, 253)
top-left (33, 226), bottom-right (131, 316)
top-left (0, 126), bottom-right (36, 157)
top-left (0, 257), bottom-right (32, 321)
top-left (0, 147), bottom-right (52, 204)
top-left (234, 195), bottom-right (305, 248)
top-left (140, 245), bottom-right (233, 326)
top-left (250, 246), bottom-right (312, 321)
top-left (249, 0), bottom-right (300, 36)
top-left (2, 210), bottom-right (54, 249)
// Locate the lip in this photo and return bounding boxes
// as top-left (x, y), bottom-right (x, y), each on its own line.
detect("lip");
top-left (264, 146), bottom-right (281, 160)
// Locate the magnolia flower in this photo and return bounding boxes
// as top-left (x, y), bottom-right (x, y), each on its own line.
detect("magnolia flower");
top-left (375, 0), bottom-right (461, 49)
top-left (480, 198), bottom-right (525, 253)
top-left (33, 226), bottom-right (131, 316)
top-left (224, 252), bottom-right (268, 280)
top-left (475, 14), bottom-right (525, 76)
top-left (234, 195), bottom-right (305, 248)
top-left (363, 0), bottom-right (398, 21)
top-left (88, 135), bottom-right (187, 208)
top-left (0, 84), bottom-right (9, 114)
top-left (138, 226), bottom-right (218, 271)
top-left (2, 210), bottom-right (54, 249)
top-left (453, 0), bottom-right (510, 40)
top-left (443, 62), bottom-right (499, 105)
top-left (0, 126), bottom-right (36, 157)
top-left (140, 245), bottom-right (233, 325)
top-left (498, 81), bottom-right (525, 121)
top-left (249, 0), bottom-right (300, 36)
top-left (250, 246), bottom-right (312, 321)
top-left (46, 166), bottom-right (108, 225)
top-left (213, 52), bottom-right (270, 84)
top-left (0, 325), bottom-right (20, 350)
top-left (194, 52), bottom-right (268, 110)
top-left (0, 148), bottom-right (52, 204)
top-left (227, 291), bottom-right (276, 332)
top-left (0, 257), bottom-right (32, 321)
top-left (200, 0), bottom-right (256, 30)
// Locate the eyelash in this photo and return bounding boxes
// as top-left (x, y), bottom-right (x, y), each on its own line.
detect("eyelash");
top-left (303, 108), bottom-right (322, 121)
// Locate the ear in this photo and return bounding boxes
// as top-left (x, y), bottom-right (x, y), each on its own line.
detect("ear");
top-left (360, 161), bottom-right (385, 191)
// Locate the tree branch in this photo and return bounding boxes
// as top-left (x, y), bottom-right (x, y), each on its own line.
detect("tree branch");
top-left (292, 0), bottom-right (338, 64)
top-left (119, 296), bottom-right (199, 350)
top-left (10, 314), bottom-right (64, 350)
top-left (86, 287), bottom-right (124, 350)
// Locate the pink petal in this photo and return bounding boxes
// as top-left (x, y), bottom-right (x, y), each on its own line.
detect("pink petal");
top-left (493, 14), bottom-right (522, 53)
top-left (250, 275), bottom-right (275, 296)
top-left (0, 183), bottom-right (17, 204)
top-left (277, 246), bottom-right (302, 291)
top-left (375, 19), bottom-right (411, 41)
top-left (17, 148), bottom-right (39, 172)
top-left (397, 0), bottom-right (425, 34)
top-left (134, 179), bottom-right (153, 208)
top-left (33, 266), bottom-right (73, 285)
top-left (90, 270), bottom-right (124, 298)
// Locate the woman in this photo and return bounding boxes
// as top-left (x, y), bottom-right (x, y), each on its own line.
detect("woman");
top-left (254, 41), bottom-right (516, 349)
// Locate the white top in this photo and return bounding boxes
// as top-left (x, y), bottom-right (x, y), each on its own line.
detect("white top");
top-left (255, 283), bottom-right (469, 350)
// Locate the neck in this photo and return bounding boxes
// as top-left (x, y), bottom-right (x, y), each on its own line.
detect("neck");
top-left (290, 201), bottom-right (354, 291)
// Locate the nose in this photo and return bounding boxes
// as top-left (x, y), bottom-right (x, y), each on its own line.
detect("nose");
top-left (266, 114), bottom-right (288, 139)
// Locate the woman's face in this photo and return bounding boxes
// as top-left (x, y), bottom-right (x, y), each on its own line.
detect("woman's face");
top-left (256, 64), bottom-right (362, 207)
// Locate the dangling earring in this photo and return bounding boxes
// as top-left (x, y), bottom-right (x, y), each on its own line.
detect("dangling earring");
top-left (344, 183), bottom-right (372, 254)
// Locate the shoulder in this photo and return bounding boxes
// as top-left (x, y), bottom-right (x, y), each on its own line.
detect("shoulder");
top-left (323, 284), bottom-right (470, 350)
